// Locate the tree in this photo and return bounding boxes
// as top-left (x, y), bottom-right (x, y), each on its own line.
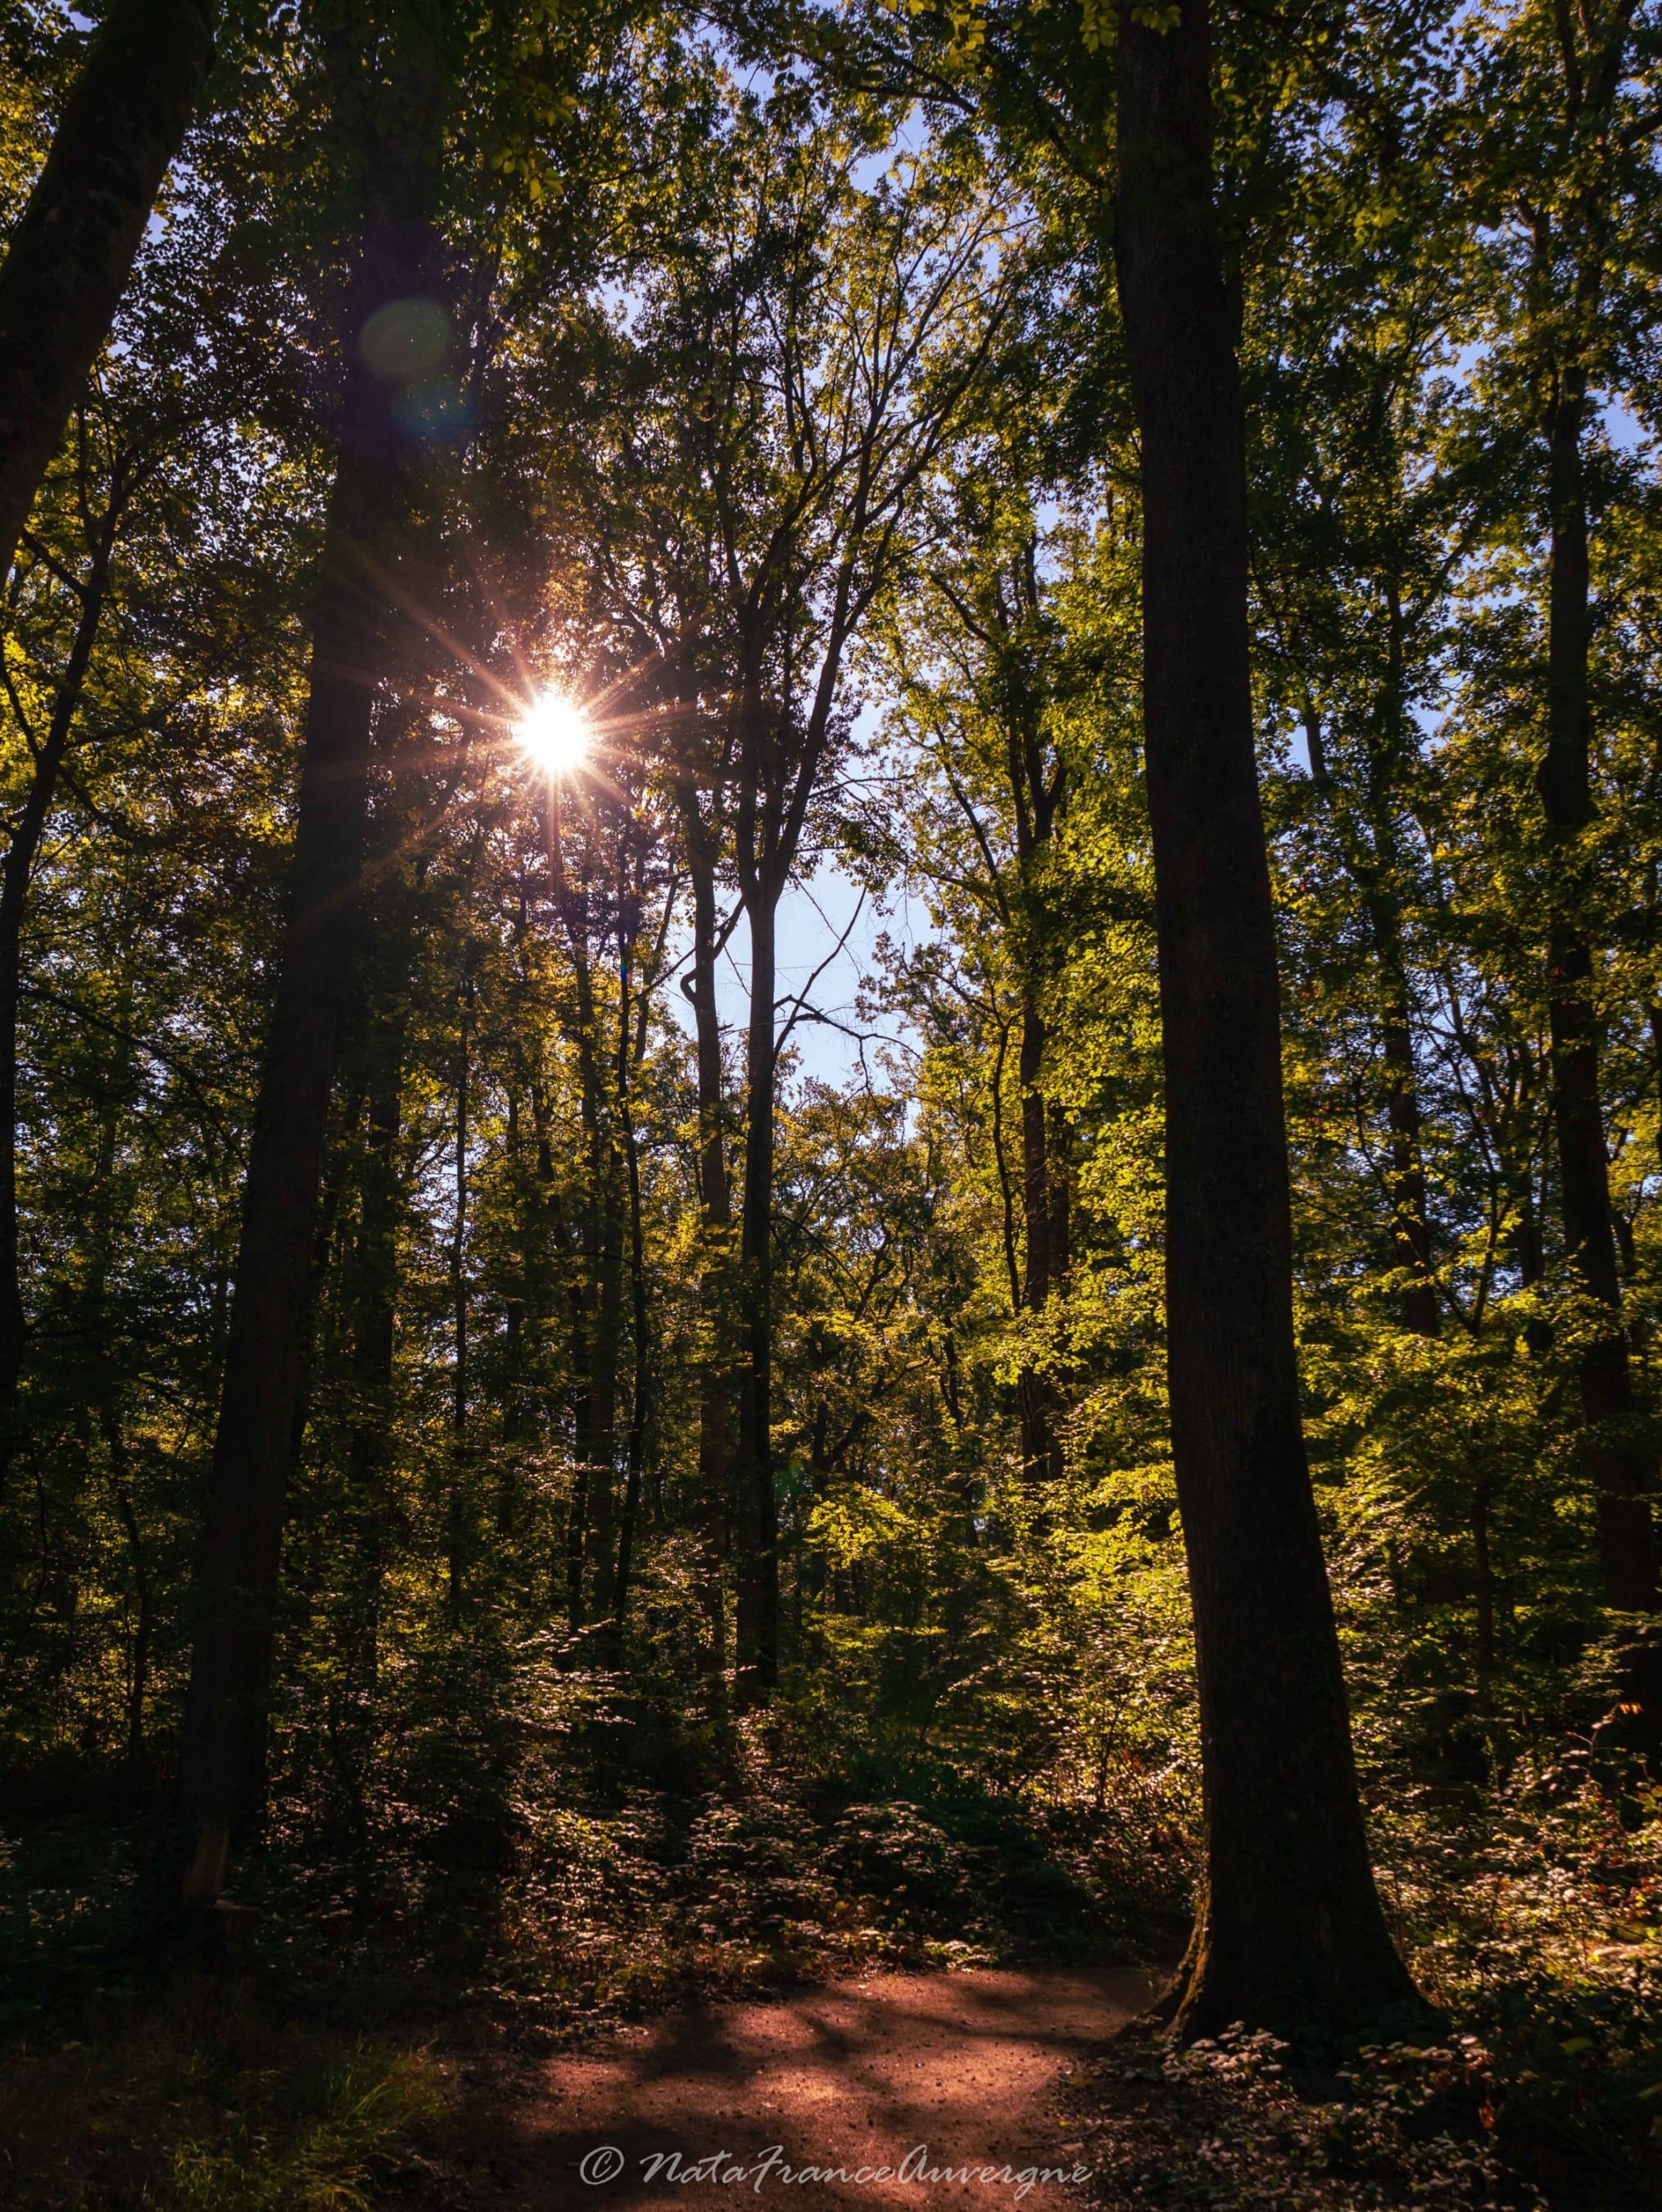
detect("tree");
top-left (173, 2), bottom-right (464, 1907)
top-left (1112, 0), bottom-right (1423, 2037)
top-left (1479, 0), bottom-right (1662, 1725)
top-left (0, 0), bottom-right (220, 583)
top-left (882, 483), bottom-right (1075, 1485)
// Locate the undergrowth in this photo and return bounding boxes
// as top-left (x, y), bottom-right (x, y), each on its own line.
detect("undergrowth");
top-left (1063, 1757), bottom-right (1662, 2210)
top-left (0, 1655), bottom-right (1182, 2210)
top-left (3, 1639), bottom-right (1660, 2208)
top-left (0, 1983), bottom-right (444, 2212)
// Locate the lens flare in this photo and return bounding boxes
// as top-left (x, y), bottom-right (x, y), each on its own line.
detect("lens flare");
top-left (515, 691), bottom-right (592, 776)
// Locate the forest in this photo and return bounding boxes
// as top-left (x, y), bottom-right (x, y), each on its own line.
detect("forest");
top-left (1, 0), bottom-right (1660, 2205)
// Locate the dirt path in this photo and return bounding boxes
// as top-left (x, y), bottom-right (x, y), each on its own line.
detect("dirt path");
top-left (506, 1965), bottom-right (1157, 2210)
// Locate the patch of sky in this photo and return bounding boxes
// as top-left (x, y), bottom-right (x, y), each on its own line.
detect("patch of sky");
top-left (1603, 393), bottom-right (1651, 455)
top-left (597, 274), bottom-right (650, 337)
top-left (661, 860), bottom-right (926, 1095)
top-left (849, 104), bottom-right (931, 194)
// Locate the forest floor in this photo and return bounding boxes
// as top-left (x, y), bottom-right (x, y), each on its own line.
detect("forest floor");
top-left (2, 1697), bottom-right (1659, 2208)
top-left (424, 1964), bottom-right (1157, 2209)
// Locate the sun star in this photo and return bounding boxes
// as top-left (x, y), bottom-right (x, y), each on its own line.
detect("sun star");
top-left (515, 689), bottom-right (592, 776)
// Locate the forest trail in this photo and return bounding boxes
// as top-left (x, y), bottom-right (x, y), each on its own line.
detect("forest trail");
top-left (502, 1965), bottom-right (1157, 2209)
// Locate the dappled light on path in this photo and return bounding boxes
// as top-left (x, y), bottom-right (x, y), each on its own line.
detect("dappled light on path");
top-left (511, 1966), bottom-right (1157, 2210)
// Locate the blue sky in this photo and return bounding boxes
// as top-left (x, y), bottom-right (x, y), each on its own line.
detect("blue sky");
top-left (661, 861), bottom-right (926, 1093)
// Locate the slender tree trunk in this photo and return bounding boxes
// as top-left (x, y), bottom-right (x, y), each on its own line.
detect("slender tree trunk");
top-left (587, 1161), bottom-right (623, 1616)
top-left (446, 972), bottom-right (472, 1614)
top-left (1537, 373), bottom-right (1661, 1733)
top-left (1114, 0), bottom-right (1421, 2039)
top-left (1020, 995), bottom-right (1051, 1310)
top-left (529, 1070), bottom-right (594, 1629)
top-left (0, 0), bottom-right (217, 583)
top-left (1004, 625), bottom-right (1066, 1484)
top-left (174, 152), bottom-right (453, 1905)
top-left (546, 783), bottom-right (620, 1623)
top-left (346, 945), bottom-right (407, 1706)
top-left (1017, 991), bottom-right (1061, 1484)
top-left (614, 952), bottom-right (650, 1629)
top-left (101, 1398), bottom-right (150, 1764)
top-left (735, 886), bottom-right (779, 1698)
top-left (1368, 894), bottom-right (1438, 1335)
top-left (1304, 660), bottom-right (1438, 1337)
top-left (1371, 583), bottom-right (1438, 1336)
top-left (679, 792), bottom-right (731, 1675)
top-left (0, 528), bottom-right (113, 1439)
top-left (1473, 1480), bottom-right (1496, 1679)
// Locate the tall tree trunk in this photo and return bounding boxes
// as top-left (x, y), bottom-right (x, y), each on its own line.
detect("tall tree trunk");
top-left (102, 1400), bottom-right (152, 1766)
top-left (614, 941), bottom-right (650, 1629)
top-left (1017, 990), bottom-right (1062, 1484)
top-left (586, 1163), bottom-right (623, 1616)
top-left (528, 1067), bottom-right (594, 1629)
top-left (1370, 583), bottom-right (1438, 1336)
top-left (1368, 891), bottom-right (1438, 1335)
top-left (0, 0), bottom-right (218, 582)
top-left (0, 521), bottom-right (114, 1445)
top-left (679, 796), bottom-right (731, 1675)
top-left (1303, 680), bottom-right (1438, 1338)
top-left (174, 117), bottom-right (454, 1906)
top-left (345, 937), bottom-right (407, 1708)
top-left (734, 886), bottom-right (779, 1698)
top-left (1473, 1478), bottom-right (1496, 1679)
top-left (1537, 368), bottom-right (1661, 1716)
top-left (1114, 0), bottom-right (1421, 2039)
top-left (446, 971), bottom-right (472, 1614)
top-left (1003, 587), bottom-right (1066, 1486)
top-left (545, 781), bottom-right (620, 1623)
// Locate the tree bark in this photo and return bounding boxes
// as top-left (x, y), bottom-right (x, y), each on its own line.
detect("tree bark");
top-left (1370, 584), bottom-right (1438, 1336)
top-left (587, 1167), bottom-right (623, 1616)
top-left (528, 1067), bottom-right (596, 1629)
top-left (1114, 0), bottom-right (1422, 2040)
top-left (1000, 564), bottom-right (1067, 1484)
top-left (174, 116), bottom-right (454, 1902)
top-left (0, 0), bottom-right (218, 583)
